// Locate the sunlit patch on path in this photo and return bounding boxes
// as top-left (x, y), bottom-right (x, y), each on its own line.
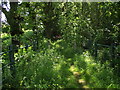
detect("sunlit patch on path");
top-left (70, 65), bottom-right (89, 89)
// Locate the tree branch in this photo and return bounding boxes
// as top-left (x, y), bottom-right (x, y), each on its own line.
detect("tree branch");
top-left (0, 6), bottom-right (8, 16)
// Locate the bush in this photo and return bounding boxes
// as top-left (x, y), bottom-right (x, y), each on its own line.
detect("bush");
top-left (3, 46), bottom-right (73, 88)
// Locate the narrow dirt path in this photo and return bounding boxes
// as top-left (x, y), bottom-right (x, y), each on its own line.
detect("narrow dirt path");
top-left (70, 65), bottom-right (89, 89)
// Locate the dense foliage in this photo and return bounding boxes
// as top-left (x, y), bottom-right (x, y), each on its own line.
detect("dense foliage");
top-left (1, 1), bottom-right (120, 89)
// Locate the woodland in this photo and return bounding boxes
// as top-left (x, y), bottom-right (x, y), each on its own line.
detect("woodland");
top-left (1, 1), bottom-right (120, 89)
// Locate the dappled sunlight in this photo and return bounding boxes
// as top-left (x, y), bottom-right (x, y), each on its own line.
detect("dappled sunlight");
top-left (73, 52), bottom-right (120, 88)
top-left (1, 1), bottom-right (120, 89)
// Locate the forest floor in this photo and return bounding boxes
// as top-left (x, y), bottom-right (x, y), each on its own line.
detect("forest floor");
top-left (70, 65), bottom-right (89, 89)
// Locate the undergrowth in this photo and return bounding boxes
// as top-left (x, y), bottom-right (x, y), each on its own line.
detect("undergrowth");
top-left (74, 51), bottom-right (120, 88)
top-left (3, 45), bottom-right (78, 88)
top-left (2, 39), bottom-right (120, 89)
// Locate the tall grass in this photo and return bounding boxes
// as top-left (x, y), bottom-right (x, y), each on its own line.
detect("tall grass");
top-left (74, 51), bottom-right (120, 88)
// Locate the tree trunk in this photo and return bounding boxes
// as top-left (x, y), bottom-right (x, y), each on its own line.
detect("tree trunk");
top-left (2, 1), bottom-right (23, 76)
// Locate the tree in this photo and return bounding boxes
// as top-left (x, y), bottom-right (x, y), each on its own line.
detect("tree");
top-left (42, 2), bottom-right (62, 40)
top-left (1, 1), bottom-right (23, 45)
